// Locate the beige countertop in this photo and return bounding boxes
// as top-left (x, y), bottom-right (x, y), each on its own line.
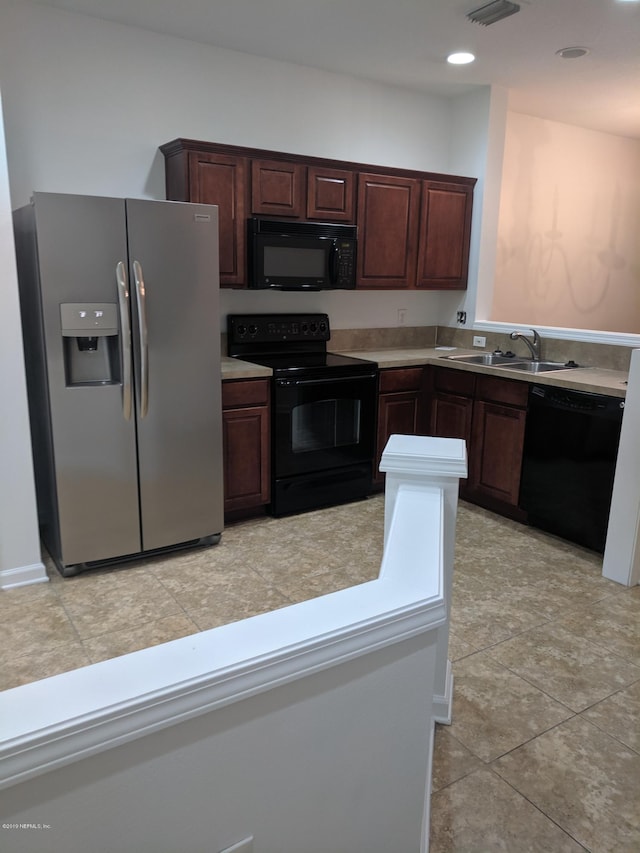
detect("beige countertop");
top-left (222, 348), bottom-right (629, 398)
top-left (221, 356), bottom-right (272, 380)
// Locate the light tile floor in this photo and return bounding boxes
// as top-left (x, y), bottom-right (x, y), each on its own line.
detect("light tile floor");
top-left (1, 496), bottom-right (639, 852)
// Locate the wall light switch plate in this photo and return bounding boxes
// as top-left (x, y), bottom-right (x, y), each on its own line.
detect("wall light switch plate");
top-left (473, 336), bottom-right (487, 348)
top-left (218, 837), bottom-right (254, 853)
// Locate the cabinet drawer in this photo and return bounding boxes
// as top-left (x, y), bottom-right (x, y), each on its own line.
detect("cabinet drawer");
top-left (476, 375), bottom-right (528, 408)
top-left (379, 367), bottom-right (425, 394)
top-left (222, 379), bottom-right (270, 409)
top-left (433, 367), bottom-right (475, 397)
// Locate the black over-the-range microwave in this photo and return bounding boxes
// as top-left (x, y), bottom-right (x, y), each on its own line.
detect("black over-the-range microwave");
top-left (247, 217), bottom-right (357, 290)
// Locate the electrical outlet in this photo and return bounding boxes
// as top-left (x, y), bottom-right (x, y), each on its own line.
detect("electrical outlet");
top-left (473, 335), bottom-right (487, 348)
top-left (397, 308), bottom-right (407, 326)
top-left (218, 837), bottom-right (253, 853)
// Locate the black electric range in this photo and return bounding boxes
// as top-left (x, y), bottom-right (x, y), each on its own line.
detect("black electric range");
top-left (227, 313), bottom-right (378, 516)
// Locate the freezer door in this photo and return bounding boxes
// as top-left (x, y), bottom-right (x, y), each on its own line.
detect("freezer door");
top-left (30, 193), bottom-right (141, 566)
top-left (126, 199), bottom-right (223, 550)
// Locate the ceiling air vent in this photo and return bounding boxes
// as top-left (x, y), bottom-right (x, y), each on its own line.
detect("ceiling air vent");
top-left (467, 1), bottom-right (520, 26)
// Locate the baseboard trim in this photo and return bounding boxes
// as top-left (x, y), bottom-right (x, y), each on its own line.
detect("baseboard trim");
top-left (0, 561), bottom-right (48, 589)
top-left (432, 659), bottom-right (453, 725)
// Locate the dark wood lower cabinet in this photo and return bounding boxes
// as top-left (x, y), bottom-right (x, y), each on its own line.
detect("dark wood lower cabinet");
top-left (375, 367), bottom-right (427, 485)
top-left (466, 376), bottom-right (528, 517)
top-left (220, 367), bottom-right (527, 521)
top-left (222, 379), bottom-right (270, 515)
top-left (429, 367), bottom-right (475, 497)
top-left (468, 400), bottom-right (527, 508)
top-left (429, 368), bottom-right (528, 516)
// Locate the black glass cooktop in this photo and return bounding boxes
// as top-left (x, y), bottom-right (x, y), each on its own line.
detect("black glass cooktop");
top-left (241, 351), bottom-right (376, 380)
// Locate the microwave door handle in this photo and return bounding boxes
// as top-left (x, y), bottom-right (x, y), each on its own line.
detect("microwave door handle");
top-left (328, 239), bottom-right (339, 284)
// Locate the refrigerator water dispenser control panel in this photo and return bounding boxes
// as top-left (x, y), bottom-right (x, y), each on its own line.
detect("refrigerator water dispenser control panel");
top-left (60, 302), bottom-right (121, 386)
top-left (60, 303), bottom-right (118, 336)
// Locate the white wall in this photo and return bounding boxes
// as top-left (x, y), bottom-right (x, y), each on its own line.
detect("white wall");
top-left (0, 1), bottom-right (491, 331)
top-left (0, 88), bottom-right (45, 588)
top-left (603, 347), bottom-right (640, 587)
top-left (492, 112), bottom-right (640, 334)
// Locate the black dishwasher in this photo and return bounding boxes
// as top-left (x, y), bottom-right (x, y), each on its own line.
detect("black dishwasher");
top-left (519, 385), bottom-right (624, 553)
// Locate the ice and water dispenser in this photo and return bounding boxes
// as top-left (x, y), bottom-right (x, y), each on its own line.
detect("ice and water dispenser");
top-left (61, 303), bottom-right (121, 386)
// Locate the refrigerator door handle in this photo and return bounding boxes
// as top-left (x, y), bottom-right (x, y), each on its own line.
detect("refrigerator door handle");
top-left (133, 260), bottom-right (149, 418)
top-left (115, 261), bottom-right (133, 421)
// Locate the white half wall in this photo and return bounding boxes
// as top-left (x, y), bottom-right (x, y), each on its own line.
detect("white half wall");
top-left (0, 437), bottom-right (464, 853)
top-left (0, 635), bottom-right (437, 853)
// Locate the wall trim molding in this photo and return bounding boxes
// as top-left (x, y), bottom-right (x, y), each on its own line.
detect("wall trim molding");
top-left (0, 561), bottom-right (47, 590)
top-left (473, 320), bottom-right (640, 348)
top-left (432, 660), bottom-right (454, 725)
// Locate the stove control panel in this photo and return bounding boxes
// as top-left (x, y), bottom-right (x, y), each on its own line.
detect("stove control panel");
top-left (228, 313), bottom-right (330, 345)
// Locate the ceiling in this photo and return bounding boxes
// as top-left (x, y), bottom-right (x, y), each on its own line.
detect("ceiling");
top-left (27, 0), bottom-right (640, 139)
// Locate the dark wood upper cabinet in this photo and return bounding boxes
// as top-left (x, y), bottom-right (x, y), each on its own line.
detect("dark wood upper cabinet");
top-left (251, 158), bottom-right (305, 218)
top-left (161, 143), bottom-right (247, 287)
top-left (417, 181), bottom-right (474, 290)
top-left (160, 139), bottom-right (476, 291)
top-left (189, 152), bottom-right (247, 287)
top-left (356, 173), bottom-right (420, 289)
top-left (307, 166), bottom-right (354, 221)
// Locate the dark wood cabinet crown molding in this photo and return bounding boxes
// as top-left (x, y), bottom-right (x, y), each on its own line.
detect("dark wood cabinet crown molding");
top-left (160, 138), bottom-right (477, 188)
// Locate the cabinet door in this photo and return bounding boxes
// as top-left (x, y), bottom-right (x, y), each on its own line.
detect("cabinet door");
top-left (222, 380), bottom-right (270, 514)
top-left (429, 391), bottom-right (473, 496)
top-left (417, 181), bottom-right (473, 290)
top-left (187, 151), bottom-right (247, 287)
top-left (430, 392), bottom-right (473, 444)
top-left (222, 405), bottom-right (270, 513)
top-left (307, 166), bottom-right (355, 222)
top-left (251, 158), bottom-right (305, 217)
top-left (375, 393), bottom-right (421, 484)
top-left (469, 400), bottom-right (526, 506)
top-left (357, 173), bottom-right (420, 289)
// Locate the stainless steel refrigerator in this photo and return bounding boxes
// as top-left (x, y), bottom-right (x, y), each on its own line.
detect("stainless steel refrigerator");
top-left (14, 192), bottom-right (223, 576)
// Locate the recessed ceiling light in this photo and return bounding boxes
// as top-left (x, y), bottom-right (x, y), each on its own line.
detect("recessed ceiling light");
top-left (447, 52), bottom-right (476, 65)
top-left (556, 46), bottom-right (590, 59)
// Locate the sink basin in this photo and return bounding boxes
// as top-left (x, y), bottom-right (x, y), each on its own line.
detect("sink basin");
top-left (443, 353), bottom-right (525, 366)
top-left (501, 360), bottom-right (576, 373)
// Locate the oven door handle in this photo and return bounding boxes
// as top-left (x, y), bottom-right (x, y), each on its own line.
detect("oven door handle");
top-left (276, 373), bottom-right (377, 387)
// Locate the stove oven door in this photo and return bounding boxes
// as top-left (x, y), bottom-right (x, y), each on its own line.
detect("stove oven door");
top-left (272, 372), bottom-right (377, 514)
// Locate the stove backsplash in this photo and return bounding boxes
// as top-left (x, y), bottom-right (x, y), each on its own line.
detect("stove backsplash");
top-left (223, 324), bottom-right (632, 372)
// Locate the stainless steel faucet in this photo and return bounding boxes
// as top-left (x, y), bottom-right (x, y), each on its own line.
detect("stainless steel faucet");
top-left (509, 328), bottom-right (541, 361)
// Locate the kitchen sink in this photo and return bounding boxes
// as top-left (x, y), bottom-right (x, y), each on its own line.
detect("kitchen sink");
top-left (442, 354), bottom-right (583, 373)
top-left (442, 353), bottom-right (525, 366)
top-left (501, 360), bottom-right (577, 373)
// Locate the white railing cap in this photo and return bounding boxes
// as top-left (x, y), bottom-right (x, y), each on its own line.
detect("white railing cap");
top-left (380, 434), bottom-right (467, 479)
